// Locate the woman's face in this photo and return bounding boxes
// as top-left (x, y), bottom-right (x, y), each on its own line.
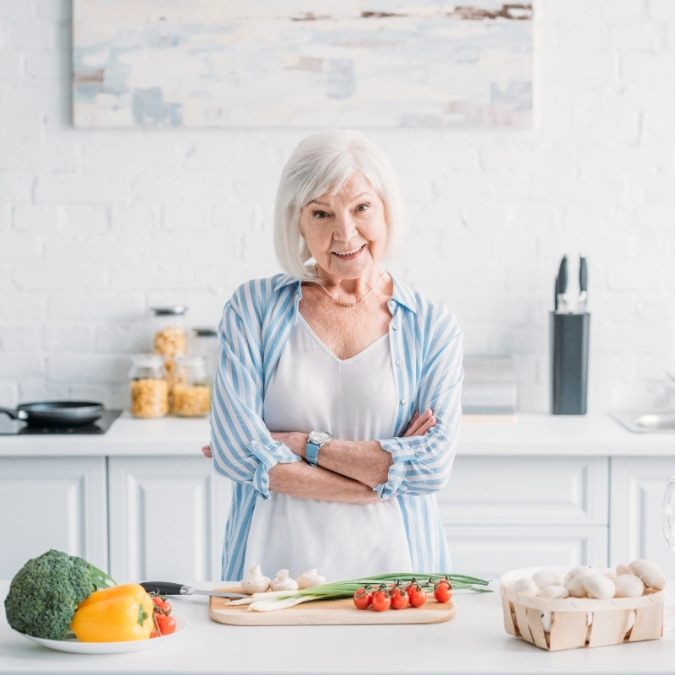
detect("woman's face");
top-left (300, 172), bottom-right (388, 281)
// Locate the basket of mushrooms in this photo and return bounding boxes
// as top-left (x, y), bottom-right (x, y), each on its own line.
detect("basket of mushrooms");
top-left (499, 560), bottom-right (665, 651)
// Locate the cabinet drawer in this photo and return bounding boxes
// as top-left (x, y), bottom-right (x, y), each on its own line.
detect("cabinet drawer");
top-left (440, 455), bottom-right (608, 526)
top-left (445, 525), bottom-right (608, 580)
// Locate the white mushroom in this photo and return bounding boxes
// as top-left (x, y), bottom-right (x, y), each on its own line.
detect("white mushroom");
top-left (240, 563), bottom-right (271, 594)
top-left (296, 569), bottom-right (327, 589)
top-left (628, 559), bottom-right (666, 590)
top-left (532, 570), bottom-right (565, 590)
top-left (612, 574), bottom-right (645, 598)
top-left (512, 577), bottom-right (539, 596)
top-left (583, 573), bottom-right (616, 600)
top-left (538, 585), bottom-right (570, 599)
top-left (564, 566), bottom-right (594, 598)
top-left (270, 569), bottom-right (299, 592)
top-left (616, 563), bottom-right (632, 576)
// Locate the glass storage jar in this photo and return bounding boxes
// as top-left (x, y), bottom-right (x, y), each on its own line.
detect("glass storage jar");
top-left (190, 327), bottom-right (219, 385)
top-left (172, 355), bottom-right (211, 418)
top-left (129, 354), bottom-right (169, 418)
top-left (149, 306), bottom-right (188, 377)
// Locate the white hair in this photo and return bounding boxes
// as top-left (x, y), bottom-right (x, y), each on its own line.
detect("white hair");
top-left (274, 129), bottom-right (405, 282)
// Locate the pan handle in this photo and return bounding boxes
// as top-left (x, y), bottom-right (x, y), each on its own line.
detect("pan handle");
top-left (0, 407), bottom-right (28, 420)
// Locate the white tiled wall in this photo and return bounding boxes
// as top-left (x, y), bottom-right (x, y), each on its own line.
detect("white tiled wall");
top-left (1, 0), bottom-right (674, 412)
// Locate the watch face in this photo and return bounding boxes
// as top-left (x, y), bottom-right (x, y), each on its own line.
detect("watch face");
top-left (309, 430), bottom-right (331, 444)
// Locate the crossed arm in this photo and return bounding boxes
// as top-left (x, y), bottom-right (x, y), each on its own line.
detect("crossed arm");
top-left (210, 289), bottom-right (462, 506)
top-left (202, 409), bottom-right (436, 504)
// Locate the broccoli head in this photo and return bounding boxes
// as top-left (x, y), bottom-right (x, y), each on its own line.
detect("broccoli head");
top-left (4, 549), bottom-right (116, 640)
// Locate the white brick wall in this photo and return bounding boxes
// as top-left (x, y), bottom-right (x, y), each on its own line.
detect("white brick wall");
top-left (1, 0), bottom-right (674, 414)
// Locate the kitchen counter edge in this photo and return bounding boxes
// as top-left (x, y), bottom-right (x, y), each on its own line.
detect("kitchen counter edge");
top-left (0, 412), bottom-right (673, 457)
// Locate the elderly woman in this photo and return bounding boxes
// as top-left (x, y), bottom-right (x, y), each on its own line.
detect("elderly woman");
top-left (207, 129), bottom-right (463, 583)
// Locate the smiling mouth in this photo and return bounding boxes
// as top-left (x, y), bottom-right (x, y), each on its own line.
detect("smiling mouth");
top-left (332, 244), bottom-right (366, 258)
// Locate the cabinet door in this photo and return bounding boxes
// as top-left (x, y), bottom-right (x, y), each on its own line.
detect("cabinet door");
top-left (0, 457), bottom-right (108, 578)
top-left (445, 526), bottom-right (608, 581)
top-left (108, 457), bottom-right (231, 581)
top-left (610, 457), bottom-right (675, 574)
top-left (440, 455), bottom-right (609, 526)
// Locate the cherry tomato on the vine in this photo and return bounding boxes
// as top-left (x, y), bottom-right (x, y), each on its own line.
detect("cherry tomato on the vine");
top-left (353, 588), bottom-right (373, 610)
top-left (371, 590), bottom-right (391, 612)
top-left (152, 596), bottom-right (172, 614)
top-left (390, 587), bottom-right (410, 610)
top-left (155, 613), bottom-right (176, 636)
top-left (406, 585), bottom-right (427, 608)
top-left (434, 580), bottom-right (453, 604)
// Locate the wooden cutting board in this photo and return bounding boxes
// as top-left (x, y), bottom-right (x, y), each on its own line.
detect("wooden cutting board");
top-left (209, 587), bottom-right (456, 626)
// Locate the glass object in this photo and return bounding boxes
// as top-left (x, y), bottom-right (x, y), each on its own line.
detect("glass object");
top-left (129, 354), bottom-right (169, 419)
top-left (150, 306), bottom-right (188, 378)
top-left (190, 327), bottom-right (219, 384)
top-left (172, 355), bottom-right (211, 418)
top-left (662, 475), bottom-right (675, 630)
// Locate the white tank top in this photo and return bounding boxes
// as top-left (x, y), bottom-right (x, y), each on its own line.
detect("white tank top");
top-left (243, 314), bottom-right (412, 582)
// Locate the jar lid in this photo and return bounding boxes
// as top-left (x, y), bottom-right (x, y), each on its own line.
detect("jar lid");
top-left (131, 353), bottom-right (166, 367)
top-left (150, 306), bottom-right (188, 317)
top-left (192, 327), bottom-right (218, 337)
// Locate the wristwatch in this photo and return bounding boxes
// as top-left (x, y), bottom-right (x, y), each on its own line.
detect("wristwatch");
top-left (305, 430), bottom-right (332, 466)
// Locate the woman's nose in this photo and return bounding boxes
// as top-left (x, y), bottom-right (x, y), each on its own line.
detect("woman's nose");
top-left (333, 212), bottom-right (357, 242)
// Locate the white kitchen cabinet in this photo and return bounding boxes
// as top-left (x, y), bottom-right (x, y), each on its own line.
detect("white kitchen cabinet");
top-left (4, 412), bottom-right (675, 586)
top-left (445, 525), bottom-right (608, 580)
top-left (609, 457), bottom-right (675, 576)
top-left (440, 455), bottom-right (609, 577)
top-left (108, 457), bottom-right (231, 582)
top-left (441, 455), bottom-right (609, 525)
top-left (0, 457), bottom-right (107, 579)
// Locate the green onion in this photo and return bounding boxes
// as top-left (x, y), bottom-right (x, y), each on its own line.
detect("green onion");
top-left (238, 573), bottom-right (490, 612)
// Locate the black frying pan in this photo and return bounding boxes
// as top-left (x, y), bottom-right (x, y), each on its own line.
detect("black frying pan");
top-left (0, 401), bottom-right (104, 427)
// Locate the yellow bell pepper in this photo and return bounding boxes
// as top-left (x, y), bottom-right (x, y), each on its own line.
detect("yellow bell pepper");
top-left (71, 583), bottom-right (154, 642)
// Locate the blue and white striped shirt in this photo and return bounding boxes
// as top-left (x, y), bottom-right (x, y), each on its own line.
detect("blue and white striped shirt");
top-left (210, 273), bottom-right (463, 581)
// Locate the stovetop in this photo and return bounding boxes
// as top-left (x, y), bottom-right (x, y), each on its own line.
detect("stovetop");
top-left (0, 409), bottom-right (122, 435)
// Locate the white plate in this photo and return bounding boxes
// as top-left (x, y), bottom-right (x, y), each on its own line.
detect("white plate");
top-left (19, 614), bottom-right (189, 654)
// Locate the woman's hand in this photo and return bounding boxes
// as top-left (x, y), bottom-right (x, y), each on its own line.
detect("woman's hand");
top-left (403, 409), bottom-right (436, 437)
top-left (202, 445), bottom-right (213, 458)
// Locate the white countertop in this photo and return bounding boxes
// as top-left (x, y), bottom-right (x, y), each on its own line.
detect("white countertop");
top-left (0, 411), bottom-right (674, 457)
top-left (2, 580), bottom-right (674, 675)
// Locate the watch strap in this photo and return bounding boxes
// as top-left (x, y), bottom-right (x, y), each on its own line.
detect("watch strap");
top-left (306, 440), bottom-right (321, 466)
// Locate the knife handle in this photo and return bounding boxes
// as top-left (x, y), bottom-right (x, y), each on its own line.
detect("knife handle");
top-left (140, 581), bottom-right (187, 596)
top-left (579, 256), bottom-right (587, 292)
top-left (558, 255), bottom-right (568, 293)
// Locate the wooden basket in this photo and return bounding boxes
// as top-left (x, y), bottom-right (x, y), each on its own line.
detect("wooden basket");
top-left (500, 582), bottom-right (664, 651)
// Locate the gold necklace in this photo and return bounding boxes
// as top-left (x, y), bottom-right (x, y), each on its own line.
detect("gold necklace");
top-left (318, 272), bottom-right (387, 308)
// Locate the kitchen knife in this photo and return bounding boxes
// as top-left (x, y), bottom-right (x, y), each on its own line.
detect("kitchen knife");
top-left (556, 255), bottom-right (568, 313)
top-left (578, 255), bottom-right (588, 312)
top-left (140, 581), bottom-right (247, 599)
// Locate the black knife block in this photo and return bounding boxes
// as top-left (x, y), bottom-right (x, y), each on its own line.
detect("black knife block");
top-left (550, 312), bottom-right (590, 415)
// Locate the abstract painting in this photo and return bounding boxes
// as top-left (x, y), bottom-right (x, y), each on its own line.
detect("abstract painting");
top-left (72, 0), bottom-right (533, 129)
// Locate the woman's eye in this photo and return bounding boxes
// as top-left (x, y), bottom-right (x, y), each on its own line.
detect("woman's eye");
top-left (356, 203), bottom-right (370, 212)
top-left (313, 210), bottom-right (329, 219)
